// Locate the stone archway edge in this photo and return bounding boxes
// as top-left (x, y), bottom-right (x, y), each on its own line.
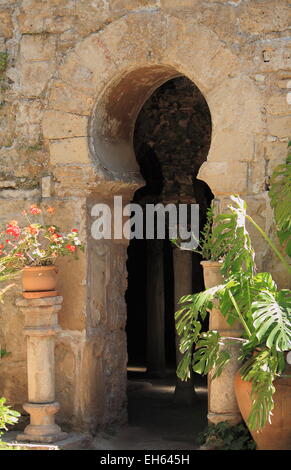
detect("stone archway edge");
top-left (42, 9), bottom-right (264, 197)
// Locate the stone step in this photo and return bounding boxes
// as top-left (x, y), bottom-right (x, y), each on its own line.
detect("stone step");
top-left (1, 431), bottom-right (92, 450)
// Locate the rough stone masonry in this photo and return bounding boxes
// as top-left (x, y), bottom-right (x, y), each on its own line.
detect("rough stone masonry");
top-left (0, 0), bottom-right (290, 432)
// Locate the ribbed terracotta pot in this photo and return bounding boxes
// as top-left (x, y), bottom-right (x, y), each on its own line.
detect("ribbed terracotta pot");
top-left (22, 266), bottom-right (58, 298)
top-left (234, 368), bottom-right (291, 450)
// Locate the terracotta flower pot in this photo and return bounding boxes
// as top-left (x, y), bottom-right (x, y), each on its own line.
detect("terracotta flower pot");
top-left (200, 260), bottom-right (223, 289)
top-left (234, 368), bottom-right (291, 450)
top-left (22, 265), bottom-right (58, 298)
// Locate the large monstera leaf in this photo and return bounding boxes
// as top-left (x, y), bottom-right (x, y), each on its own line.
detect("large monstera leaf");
top-left (212, 196), bottom-right (255, 277)
top-left (252, 289), bottom-right (291, 351)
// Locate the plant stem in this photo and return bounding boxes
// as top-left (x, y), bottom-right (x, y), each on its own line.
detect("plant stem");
top-left (246, 215), bottom-right (291, 275)
top-left (228, 289), bottom-right (252, 339)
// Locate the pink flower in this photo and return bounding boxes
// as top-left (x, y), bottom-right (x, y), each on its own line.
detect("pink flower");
top-left (30, 205), bottom-right (42, 215)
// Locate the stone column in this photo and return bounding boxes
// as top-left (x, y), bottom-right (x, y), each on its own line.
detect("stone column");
top-left (146, 239), bottom-right (166, 377)
top-left (16, 296), bottom-right (67, 443)
top-left (201, 261), bottom-right (242, 425)
top-left (173, 247), bottom-right (196, 404)
top-left (207, 307), bottom-right (243, 425)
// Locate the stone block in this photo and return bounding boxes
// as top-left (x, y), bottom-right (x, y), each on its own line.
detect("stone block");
top-left (20, 35), bottom-right (56, 62)
top-left (0, 102), bottom-right (16, 147)
top-left (0, 361), bottom-right (28, 407)
top-left (264, 141), bottom-right (289, 163)
top-left (73, 35), bottom-right (117, 85)
top-left (49, 137), bottom-right (90, 165)
top-left (0, 9), bottom-right (13, 37)
top-left (160, 0), bottom-right (201, 12)
top-left (109, 0), bottom-right (155, 11)
top-left (48, 83), bottom-right (95, 116)
top-left (265, 93), bottom-right (290, 117)
top-left (254, 41), bottom-right (291, 72)
top-left (78, 345), bottom-right (105, 430)
top-left (55, 340), bottom-right (76, 423)
top-left (43, 110), bottom-right (88, 139)
top-left (249, 159), bottom-right (267, 194)
top-left (198, 160), bottom-right (248, 196)
top-left (238, 2), bottom-right (290, 35)
top-left (2, 431), bottom-right (92, 450)
top-left (59, 52), bottom-right (98, 95)
top-left (99, 11), bottom-right (166, 68)
top-left (15, 100), bottom-right (42, 144)
top-left (17, 0), bottom-right (75, 34)
top-left (20, 62), bottom-right (55, 97)
top-left (207, 77), bottom-right (263, 162)
top-left (75, 0), bottom-right (110, 35)
top-left (267, 115), bottom-right (291, 139)
top-left (41, 175), bottom-right (52, 198)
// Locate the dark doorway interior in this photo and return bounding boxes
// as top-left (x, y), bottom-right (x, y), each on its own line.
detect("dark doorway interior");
top-left (125, 77), bottom-right (213, 379)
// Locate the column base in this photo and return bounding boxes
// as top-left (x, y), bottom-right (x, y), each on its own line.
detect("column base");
top-left (17, 402), bottom-right (68, 443)
top-left (207, 411), bottom-right (242, 426)
top-left (17, 431), bottom-right (68, 444)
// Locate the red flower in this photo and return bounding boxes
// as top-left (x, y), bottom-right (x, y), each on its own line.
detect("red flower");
top-left (6, 223), bottom-right (21, 238)
top-left (48, 226), bottom-right (56, 233)
top-left (72, 229), bottom-right (78, 233)
top-left (15, 252), bottom-right (24, 258)
top-left (66, 244), bottom-right (76, 253)
top-left (46, 207), bottom-right (55, 214)
top-left (0, 244), bottom-right (4, 250)
top-left (30, 205), bottom-right (42, 215)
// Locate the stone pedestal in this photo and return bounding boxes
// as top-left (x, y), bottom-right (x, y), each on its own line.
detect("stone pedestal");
top-left (146, 239), bottom-right (166, 377)
top-left (201, 261), bottom-right (242, 425)
top-left (16, 296), bottom-right (67, 443)
top-left (207, 307), bottom-right (243, 425)
top-left (173, 248), bottom-right (196, 404)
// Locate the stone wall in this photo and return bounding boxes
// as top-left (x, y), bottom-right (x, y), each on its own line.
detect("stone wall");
top-left (0, 0), bottom-right (290, 432)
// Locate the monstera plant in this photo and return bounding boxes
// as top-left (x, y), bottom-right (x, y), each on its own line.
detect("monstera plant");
top-left (175, 194), bottom-right (291, 444)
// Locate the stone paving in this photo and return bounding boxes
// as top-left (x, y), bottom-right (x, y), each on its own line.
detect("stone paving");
top-left (92, 370), bottom-right (208, 451)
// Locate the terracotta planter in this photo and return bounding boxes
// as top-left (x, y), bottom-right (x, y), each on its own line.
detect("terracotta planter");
top-left (22, 266), bottom-right (58, 298)
top-left (200, 260), bottom-right (242, 334)
top-left (200, 260), bottom-right (223, 289)
top-left (234, 368), bottom-right (291, 450)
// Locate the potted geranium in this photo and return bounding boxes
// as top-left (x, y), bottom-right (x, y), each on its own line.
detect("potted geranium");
top-left (0, 204), bottom-right (84, 298)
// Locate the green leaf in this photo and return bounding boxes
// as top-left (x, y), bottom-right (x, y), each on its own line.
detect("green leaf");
top-left (252, 289), bottom-right (291, 351)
